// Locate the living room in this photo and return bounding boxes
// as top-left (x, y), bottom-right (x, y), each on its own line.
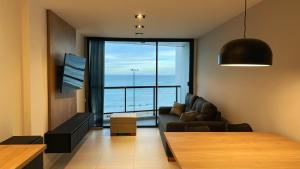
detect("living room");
top-left (1, 0), bottom-right (300, 168)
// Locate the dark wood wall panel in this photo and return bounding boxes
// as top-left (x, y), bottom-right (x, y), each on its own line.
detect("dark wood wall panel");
top-left (47, 10), bottom-right (77, 130)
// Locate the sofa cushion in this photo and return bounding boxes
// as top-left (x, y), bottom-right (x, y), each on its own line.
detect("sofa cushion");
top-left (191, 98), bottom-right (218, 121)
top-left (214, 111), bottom-right (222, 121)
top-left (185, 93), bottom-right (198, 112)
top-left (191, 97), bottom-right (206, 112)
top-left (201, 102), bottom-right (217, 114)
top-left (179, 111), bottom-right (198, 122)
top-left (196, 112), bottom-right (216, 121)
top-left (159, 114), bottom-right (181, 131)
top-left (170, 102), bottom-right (186, 116)
top-left (196, 102), bottom-right (218, 121)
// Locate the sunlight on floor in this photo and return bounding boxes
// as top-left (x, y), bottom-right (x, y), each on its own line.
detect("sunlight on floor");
top-left (50, 128), bottom-right (180, 169)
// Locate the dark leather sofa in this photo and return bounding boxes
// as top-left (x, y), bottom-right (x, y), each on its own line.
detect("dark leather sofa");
top-left (158, 93), bottom-right (227, 159)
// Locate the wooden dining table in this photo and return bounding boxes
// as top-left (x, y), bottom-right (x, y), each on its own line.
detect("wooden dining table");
top-left (0, 144), bottom-right (46, 169)
top-left (164, 132), bottom-right (300, 169)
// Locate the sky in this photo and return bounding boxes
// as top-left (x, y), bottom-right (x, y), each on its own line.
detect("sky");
top-left (104, 42), bottom-right (177, 75)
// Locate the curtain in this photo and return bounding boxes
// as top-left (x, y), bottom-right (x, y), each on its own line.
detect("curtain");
top-left (88, 39), bottom-right (105, 127)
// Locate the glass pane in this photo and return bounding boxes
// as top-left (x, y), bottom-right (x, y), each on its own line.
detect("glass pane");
top-left (104, 89), bottom-right (124, 113)
top-left (158, 42), bottom-right (190, 107)
top-left (157, 88), bottom-right (177, 107)
top-left (104, 41), bottom-right (156, 127)
top-left (126, 88), bottom-right (154, 112)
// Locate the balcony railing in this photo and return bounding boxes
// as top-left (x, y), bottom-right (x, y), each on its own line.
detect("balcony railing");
top-left (104, 85), bottom-right (181, 114)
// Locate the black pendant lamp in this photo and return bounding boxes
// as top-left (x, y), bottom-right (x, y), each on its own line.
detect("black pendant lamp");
top-left (218, 0), bottom-right (272, 66)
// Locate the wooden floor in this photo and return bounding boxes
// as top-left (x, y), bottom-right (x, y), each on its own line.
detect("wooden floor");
top-left (51, 128), bottom-right (180, 169)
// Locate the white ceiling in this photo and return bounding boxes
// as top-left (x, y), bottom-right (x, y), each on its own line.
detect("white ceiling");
top-left (38, 0), bottom-right (263, 38)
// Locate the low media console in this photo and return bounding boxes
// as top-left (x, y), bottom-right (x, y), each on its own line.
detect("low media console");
top-left (45, 112), bottom-right (93, 153)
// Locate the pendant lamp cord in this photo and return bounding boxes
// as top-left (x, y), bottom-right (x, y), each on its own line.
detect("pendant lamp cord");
top-left (243, 0), bottom-right (247, 38)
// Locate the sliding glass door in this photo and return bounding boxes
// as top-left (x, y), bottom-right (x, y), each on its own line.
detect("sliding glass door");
top-left (101, 39), bottom-right (193, 127)
top-left (103, 41), bottom-right (157, 127)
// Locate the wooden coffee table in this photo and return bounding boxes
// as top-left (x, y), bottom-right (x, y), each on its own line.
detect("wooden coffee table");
top-left (165, 132), bottom-right (300, 169)
top-left (110, 113), bottom-right (136, 136)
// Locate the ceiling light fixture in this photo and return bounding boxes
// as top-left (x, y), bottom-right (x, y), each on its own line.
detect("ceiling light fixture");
top-left (218, 0), bottom-right (272, 67)
top-left (135, 25), bottom-right (144, 29)
top-left (135, 14), bottom-right (146, 20)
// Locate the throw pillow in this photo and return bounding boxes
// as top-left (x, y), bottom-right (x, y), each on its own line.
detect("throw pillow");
top-left (170, 102), bottom-right (186, 116)
top-left (179, 111), bottom-right (198, 122)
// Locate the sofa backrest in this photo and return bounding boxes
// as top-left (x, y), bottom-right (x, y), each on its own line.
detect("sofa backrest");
top-left (191, 97), bottom-right (219, 121)
top-left (191, 97), bottom-right (206, 112)
top-left (184, 93), bottom-right (198, 112)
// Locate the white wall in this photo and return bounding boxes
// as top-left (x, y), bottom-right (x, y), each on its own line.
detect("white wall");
top-left (0, 0), bottom-right (23, 141)
top-left (21, 0), bottom-right (48, 136)
top-left (197, 0), bottom-right (300, 141)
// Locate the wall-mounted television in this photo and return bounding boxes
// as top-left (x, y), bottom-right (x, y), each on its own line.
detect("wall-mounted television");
top-left (61, 53), bottom-right (86, 92)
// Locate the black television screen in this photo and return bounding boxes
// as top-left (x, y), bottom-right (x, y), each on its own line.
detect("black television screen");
top-left (61, 53), bottom-right (86, 90)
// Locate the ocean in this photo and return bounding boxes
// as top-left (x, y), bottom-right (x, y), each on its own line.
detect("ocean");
top-left (104, 75), bottom-right (179, 113)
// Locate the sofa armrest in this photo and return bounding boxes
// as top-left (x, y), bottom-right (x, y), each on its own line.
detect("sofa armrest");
top-left (166, 121), bottom-right (226, 132)
top-left (159, 107), bottom-right (172, 115)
